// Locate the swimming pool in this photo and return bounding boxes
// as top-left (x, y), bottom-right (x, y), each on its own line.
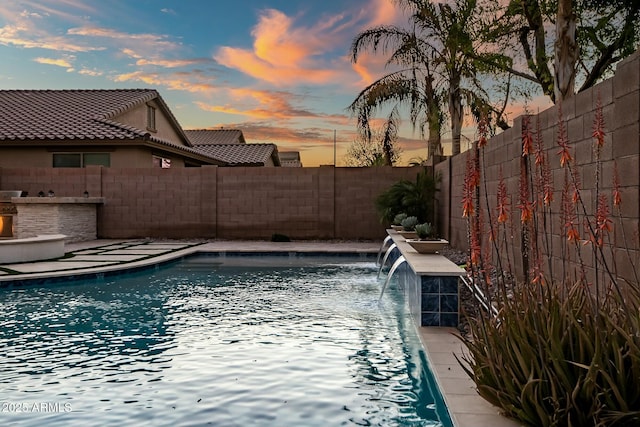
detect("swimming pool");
top-left (0, 254), bottom-right (453, 426)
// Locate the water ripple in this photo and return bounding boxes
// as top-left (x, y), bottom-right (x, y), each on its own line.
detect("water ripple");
top-left (0, 256), bottom-right (451, 427)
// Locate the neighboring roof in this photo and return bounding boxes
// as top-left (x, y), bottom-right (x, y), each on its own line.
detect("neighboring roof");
top-left (279, 151), bottom-right (302, 167)
top-left (192, 143), bottom-right (280, 166)
top-left (185, 129), bottom-right (246, 145)
top-left (0, 89), bottom-right (224, 164)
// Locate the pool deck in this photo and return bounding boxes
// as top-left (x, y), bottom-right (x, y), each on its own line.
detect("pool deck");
top-left (0, 239), bottom-right (521, 427)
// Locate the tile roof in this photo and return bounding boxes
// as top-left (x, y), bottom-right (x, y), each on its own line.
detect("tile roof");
top-left (192, 143), bottom-right (279, 166)
top-left (279, 151), bottom-right (302, 167)
top-left (185, 129), bottom-right (246, 145)
top-left (0, 89), bottom-right (158, 141)
top-left (0, 89), bottom-right (225, 164)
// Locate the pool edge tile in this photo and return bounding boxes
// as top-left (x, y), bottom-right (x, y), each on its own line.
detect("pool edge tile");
top-left (417, 326), bottom-right (523, 427)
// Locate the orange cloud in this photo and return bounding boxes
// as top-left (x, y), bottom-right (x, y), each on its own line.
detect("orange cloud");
top-left (196, 87), bottom-right (351, 125)
top-left (365, 0), bottom-right (406, 27)
top-left (78, 68), bottom-right (102, 76)
top-left (33, 56), bottom-right (74, 69)
top-left (215, 8), bottom-right (350, 86)
top-left (113, 71), bottom-right (217, 93)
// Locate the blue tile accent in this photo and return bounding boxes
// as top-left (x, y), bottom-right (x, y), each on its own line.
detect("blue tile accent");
top-left (441, 294), bottom-right (459, 313)
top-left (421, 276), bottom-right (439, 294)
top-left (422, 312), bottom-right (440, 327)
top-left (441, 276), bottom-right (458, 294)
top-left (441, 313), bottom-right (459, 327)
top-left (421, 294), bottom-right (439, 312)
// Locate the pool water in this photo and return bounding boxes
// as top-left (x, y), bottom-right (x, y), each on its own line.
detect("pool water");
top-left (0, 255), bottom-right (453, 427)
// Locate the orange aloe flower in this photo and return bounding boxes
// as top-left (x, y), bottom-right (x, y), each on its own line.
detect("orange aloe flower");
top-left (556, 103), bottom-right (572, 167)
top-left (612, 160), bottom-right (622, 207)
top-left (518, 200), bottom-right (534, 223)
top-left (496, 168), bottom-right (509, 223)
top-left (477, 113), bottom-right (489, 148)
top-left (566, 224), bottom-right (580, 242)
top-left (596, 194), bottom-right (613, 234)
top-left (592, 92), bottom-right (605, 148)
top-left (522, 116), bottom-right (533, 157)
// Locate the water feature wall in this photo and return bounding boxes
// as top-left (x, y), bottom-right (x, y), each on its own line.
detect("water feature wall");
top-left (383, 231), bottom-right (463, 327)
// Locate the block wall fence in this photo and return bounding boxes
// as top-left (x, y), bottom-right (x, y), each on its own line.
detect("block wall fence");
top-left (435, 49), bottom-right (640, 284)
top-left (0, 165), bottom-right (422, 241)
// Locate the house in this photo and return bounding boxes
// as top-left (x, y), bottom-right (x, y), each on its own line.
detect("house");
top-left (185, 129), bottom-right (281, 167)
top-left (278, 151), bottom-right (303, 167)
top-left (0, 89), bottom-right (286, 168)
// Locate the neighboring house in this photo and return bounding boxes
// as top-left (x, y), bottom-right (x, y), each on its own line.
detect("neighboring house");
top-left (0, 89), bottom-right (284, 168)
top-left (186, 129), bottom-right (281, 167)
top-left (279, 151), bottom-right (303, 167)
top-left (186, 129), bottom-right (246, 145)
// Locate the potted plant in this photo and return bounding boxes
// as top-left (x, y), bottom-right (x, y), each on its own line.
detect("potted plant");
top-left (406, 222), bottom-right (449, 253)
top-left (398, 216), bottom-right (419, 239)
top-left (391, 213), bottom-right (407, 231)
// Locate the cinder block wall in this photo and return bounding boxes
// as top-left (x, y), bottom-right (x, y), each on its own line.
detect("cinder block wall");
top-left (435, 48), bottom-right (640, 283)
top-left (0, 165), bottom-right (421, 240)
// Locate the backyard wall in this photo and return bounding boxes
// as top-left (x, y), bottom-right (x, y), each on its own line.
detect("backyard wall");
top-left (0, 165), bottom-right (422, 240)
top-left (436, 48), bottom-right (640, 284)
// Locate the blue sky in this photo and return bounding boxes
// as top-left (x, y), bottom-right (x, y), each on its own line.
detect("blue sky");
top-left (0, 0), bottom-right (436, 166)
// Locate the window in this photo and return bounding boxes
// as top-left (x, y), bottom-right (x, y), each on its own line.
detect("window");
top-left (147, 105), bottom-right (156, 132)
top-left (53, 153), bottom-right (110, 168)
top-left (53, 153), bottom-right (81, 167)
top-left (83, 153), bottom-right (110, 167)
top-left (152, 156), bottom-right (171, 168)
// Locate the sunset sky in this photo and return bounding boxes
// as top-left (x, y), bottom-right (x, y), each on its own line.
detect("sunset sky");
top-left (0, 0), bottom-right (546, 166)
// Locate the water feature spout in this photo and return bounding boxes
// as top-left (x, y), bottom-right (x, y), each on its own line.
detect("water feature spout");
top-left (377, 243), bottom-right (397, 279)
top-left (375, 235), bottom-right (392, 266)
top-left (379, 255), bottom-right (407, 301)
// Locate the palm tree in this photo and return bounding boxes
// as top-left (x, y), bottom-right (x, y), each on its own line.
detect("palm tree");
top-left (350, 0), bottom-right (511, 157)
top-left (408, 0), bottom-right (510, 155)
top-left (348, 26), bottom-right (444, 159)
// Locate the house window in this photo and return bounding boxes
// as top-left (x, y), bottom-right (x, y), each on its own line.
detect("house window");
top-left (53, 153), bottom-right (110, 168)
top-left (53, 153), bottom-right (81, 167)
top-left (147, 105), bottom-right (156, 132)
top-left (83, 153), bottom-right (110, 167)
top-left (152, 156), bottom-right (171, 168)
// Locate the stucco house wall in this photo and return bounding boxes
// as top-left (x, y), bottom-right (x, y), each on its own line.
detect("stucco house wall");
top-left (113, 99), bottom-right (187, 146)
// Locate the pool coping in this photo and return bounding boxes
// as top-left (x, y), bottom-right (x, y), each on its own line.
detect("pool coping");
top-left (0, 239), bottom-right (522, 427)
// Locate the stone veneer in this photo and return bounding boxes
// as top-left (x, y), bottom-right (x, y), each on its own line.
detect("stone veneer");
top-left (12, 197), bottom-right (104, 242)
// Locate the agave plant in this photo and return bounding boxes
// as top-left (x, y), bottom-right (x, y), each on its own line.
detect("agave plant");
top-left (392, 213), bottom-right (408, 226)
top-left (414, 223), bottom-right (433, 240)
top-left (400, 216), bottom-right (419, 231)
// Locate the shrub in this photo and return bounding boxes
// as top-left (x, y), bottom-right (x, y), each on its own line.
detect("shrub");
top-left (458, 283), bottom-right (640, 426)
top-left (271, 233), bottom-right (291, 242)
top-left (375, 169), bottom-right (439, 224)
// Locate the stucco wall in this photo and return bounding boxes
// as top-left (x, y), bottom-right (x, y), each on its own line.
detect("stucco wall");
top-left (113, 99), bottom-right (187, 146)
top-left (0, 145), bottom-right (187, 169)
